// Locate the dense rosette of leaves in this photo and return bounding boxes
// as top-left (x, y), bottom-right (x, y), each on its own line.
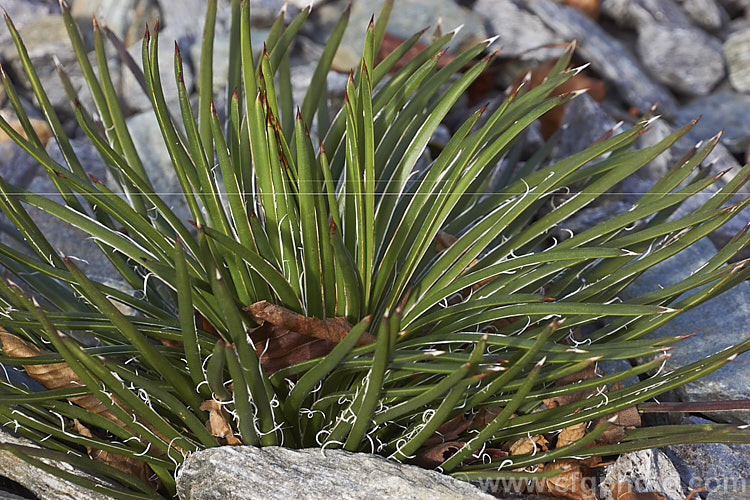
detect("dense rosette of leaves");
top-left (0, 0), bottom-right (748, 497)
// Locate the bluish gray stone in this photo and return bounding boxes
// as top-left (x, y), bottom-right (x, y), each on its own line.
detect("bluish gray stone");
top-left (637, 23), bottom-right (725, 96)
top-left (675, 93), bottom-right (750, 154)
top-left (601, 0), bottom-right (693, 28)
top-left (724, 28), bottom-right (750, 93)
top-left (473, 0), bottom-right (564, 61)
top-left (666, 416), bottom-right (750, 497)
top-left (622, 237), bottom-right (750, 423)
top-left (557, 93), bottom-right (618, 158)
top-left (333, 0), bottom-right (487, 70)
top-left (682, 0), bottom-right (727, 30)
top-left (527, 1), bottom-right (679, 117)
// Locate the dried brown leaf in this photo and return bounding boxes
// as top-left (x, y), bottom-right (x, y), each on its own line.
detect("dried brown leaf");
top-left (245, 301), bottom-right (375, 345)
top-left (200, 400), bottom-right (242, 446)
top-left (593, 405), bottom-right (642, 446)
top-left (543, 365), bottom-right (603, 409)
top-left (72, 419), bottom-right (156, 489)
top-left (556, 421), bottom-right (587, 448)
top-left (0, 111), bottom-right (52, 145)
top-left (249, 322), bottom-right (340, 374)
top-left (513, 60), bottom-right (606, 139)
top-left (412, 441), bottom-right (465, 468)
top-left (469, 407), bottom-right (503, 429)
top-left (423, 412), bottom-right (476, 446)
top-left (540, 459), bottom-right (597, 500)
top-left (434, 230), bottom-right (458, 253)
top-left (509, 434), bottom-right (549, 455)
top-left (244, 301), bottom-right (375, 374)
top-left (0, 329), bottom-right (124, 426)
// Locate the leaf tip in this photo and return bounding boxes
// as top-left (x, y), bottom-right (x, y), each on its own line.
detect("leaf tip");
top-left (484, 34), bottom-right (500, 46)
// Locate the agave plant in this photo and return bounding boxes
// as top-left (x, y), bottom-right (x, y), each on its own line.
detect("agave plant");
top-left (0, 0), bottom-right (748, 497)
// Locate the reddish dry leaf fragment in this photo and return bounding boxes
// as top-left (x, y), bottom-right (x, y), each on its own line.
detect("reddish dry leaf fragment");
top-left (556, 421), bottom-right (587, 448)
top-left (512, 60), bottom-right (606, 139)
top-left (412, 441), bottom-right (465, 468)
top-left (508, 434), bottom-right (549, 456)
top-left (469, 407), bottom-right (504, 429)
top-left (0, 111), bottom-right (52, 145)
top-left (244, 302), bottom-right (375, 374)
top-left (424, 412), bottom-right (477, 446)
top-left (610, 482), bottom-right (668, 500)
top-left (73, 419), bottom-right (157, 489)
top-left (565, 0), bottom-right (600, 20)
top-left (197, 311), bottom-right (221, 337)
top-left (543, 364), bottom-right (603, 409)
top-left (539, 460), bottom-right (597, 500)
top-left (434, 230), bottom-right (458, 253)
top-left (0, 329), bottom-right (124, 426)
top-left (200, 400), bottom-right (242, 445)
top-left (249, 322), bottom-right (341, 374)
top-left (245, 301), bottom-right (375, 345)
top-left (592, 404), bottom-right (642, 446)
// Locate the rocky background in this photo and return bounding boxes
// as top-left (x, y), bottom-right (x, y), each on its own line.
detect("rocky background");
top-left (0, 0), bottom-right (750, 498)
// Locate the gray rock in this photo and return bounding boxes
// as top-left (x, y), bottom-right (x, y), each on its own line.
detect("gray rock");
top-left (527, 1), bottom-right (679, 117)
top-left (176, 446), bottom-right (497, 500)
top-left (557, 93), bottom-right (618, 158)
top-left (125, 111), bottom-right (191, 223)
top-left (724, 29), bottom-right (750, 93)
top-left (681, 0), bottom-right (727, 31)
top-left (666, 416), bottom-right (750, 496)
top-left (0, 363), bottom-right (46, 392)
top-left (675, 92), bottom-right (750, 153)
top-left (631, 118), bottom-right (677, 182)
top-left (290, 60), bottom-right (350, 109)
top-left (121, 30), bottom-right (194, 114)
top-left (70, 0), bottom-right (160, 48)
top-left (333, 0), bottom-right (487, 71)
top-left (636, 23), bottom-right (725, 96)
top-left (601, 0), bottom-right (693, 28)
top-left (250, 0), bottom-right (300, 28)
top-left (706, 491), bottom-right (750, 499)
top-left (628, 116), bottom-right (749, 255)
top-left (599, 358), bottom-right (642, 387)
top-left (0, 487), bottom-right (30, 500)
top-left (557, 201), bottom-right (632, 238)
top-left (622, 237), bottom-right (750, 424)
top-left (473, 0), bottom-right (564, 61)
top-left (0, 427), bottom-right (114, 500)
top-left (0, 0), bottom-right (56, 47)
top-left (189, 29), bottom-right (269, 95)
top-left (159, 0), bottom-right (269, 39)
top-left (599, 449), bottom-right (685, 500)
top-left (13, 138), bottom-right (121, 283)
top-left (0, 141), bottom-right (45, 189)
top-left (157, 0), bottom-right (219, 38)
top-left (0, 14), bottom-right (78, 109)
top-left (717, 0), bottom-right (750, 14)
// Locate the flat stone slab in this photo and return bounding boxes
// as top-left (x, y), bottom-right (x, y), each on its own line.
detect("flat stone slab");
top-left (176, 446), bottom-right (497, 500)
